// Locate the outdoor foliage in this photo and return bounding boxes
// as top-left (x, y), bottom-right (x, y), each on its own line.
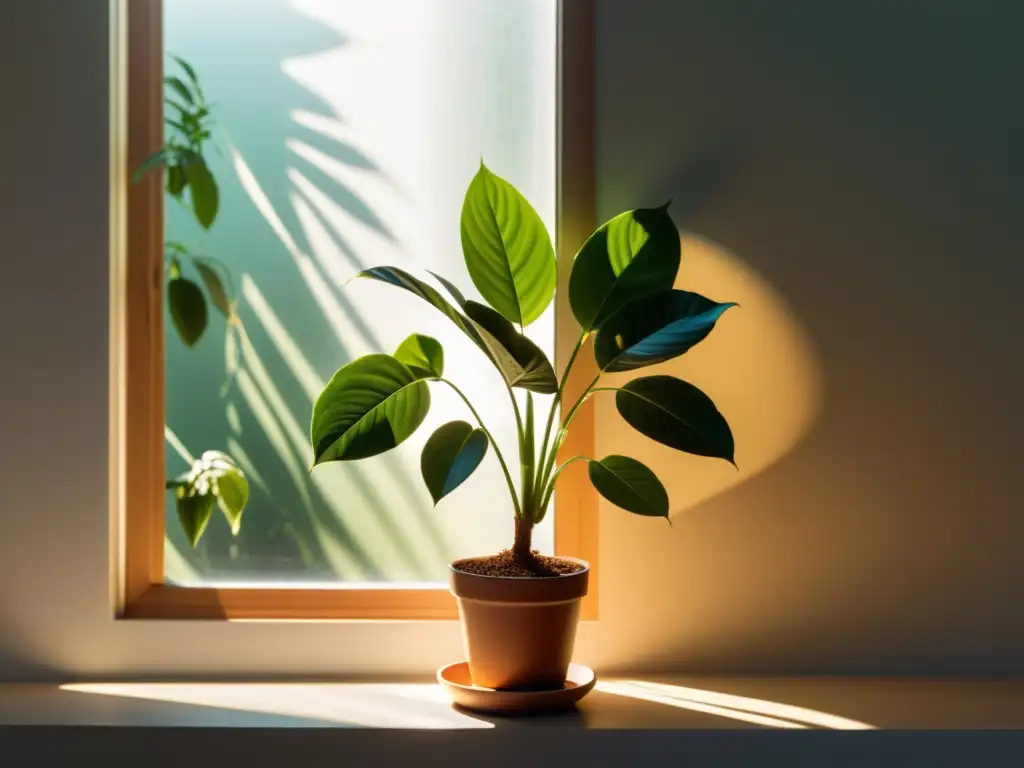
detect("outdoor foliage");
top-left (132, 57), bottom-right (249, 545)
top-left (310, 162), bottom-right (737, 570)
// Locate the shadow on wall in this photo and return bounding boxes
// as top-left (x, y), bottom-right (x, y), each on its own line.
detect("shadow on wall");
top-left (163, 0), bottom-right (449, 583)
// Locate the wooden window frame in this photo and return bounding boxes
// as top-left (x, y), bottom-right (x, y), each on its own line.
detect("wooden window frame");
top-left (116, 0), bottom-right (597, 620)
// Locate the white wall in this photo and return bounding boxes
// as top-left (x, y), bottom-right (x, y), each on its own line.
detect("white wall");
top-left (0, 0), bottom-right (1022, 680)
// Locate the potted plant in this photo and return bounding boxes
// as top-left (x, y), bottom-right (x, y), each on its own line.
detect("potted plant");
top-left (309, 163), bottom-right (736, 693)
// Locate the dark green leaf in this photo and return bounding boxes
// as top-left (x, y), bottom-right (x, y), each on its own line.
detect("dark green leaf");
top-left (215, 467), bottom-right (249, 535)
top-left (183, 155), bottom-right (219, 229)
top-left (311, 354), bottom-right (430, 465)
top-left (463, 301), bottom-right (556, 394)
top-left (356, 266), bottom-right (483, 345)
top-left (355, 266), bottom-right (550, 394)
top-left (588, 455), bottom-right (669, 518)
top-left (176, 489), bottom-right (215, 547)
top-left (429, 271), bottom-right (469, 306)
top-left (167, 277), bottom-right (207, 346)
top-left (594, 290), bottom-right (736, 372)
top-left (133, 146), bottom-right (175, 183)
top-left (616, 375), bottom-right (734, 463)
top-left (569, 205), bottom-right (680, 331)
top-left (165, 76), bottom-right (194, 105)
top-left (394, 334), bottom-right (444, 379)
top-left (167, 164), bottom-right (187, 198)
top-left (460, 162), bottom-right (555, 326)
top-left (192, 256), bottom-right (233, 318)
top-left (420, 420), bottom-right (489, 504)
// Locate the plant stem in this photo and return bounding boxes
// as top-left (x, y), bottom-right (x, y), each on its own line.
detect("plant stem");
top-left (513, 515), bottom-right (534, 564)
top-left (439, 378), bottom-right (521, 519)
top-left (536, 372), bottom-right (601, 502)
top-left (535, 331), bottom-right (588, 502)
top-left (537, 455), bottom-right (592, 514)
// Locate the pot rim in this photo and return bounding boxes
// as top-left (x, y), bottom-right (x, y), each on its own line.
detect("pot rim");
top-left (448, 555), bottom-right (590, 581)
top-left (449, 556), bottom-right (590, 603)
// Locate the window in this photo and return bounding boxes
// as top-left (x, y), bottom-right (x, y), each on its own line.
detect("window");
top-left (118, 0), bottom-right (596, 619)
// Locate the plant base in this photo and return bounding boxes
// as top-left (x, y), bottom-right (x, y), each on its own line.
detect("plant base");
top-left (449, 556), bottom-right (589, 691)
top-left (437, 661), bottom-right (596, 715)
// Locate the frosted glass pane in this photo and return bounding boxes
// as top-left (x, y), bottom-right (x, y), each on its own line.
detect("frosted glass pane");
top-left (163, 0), bottom-right (556, 584)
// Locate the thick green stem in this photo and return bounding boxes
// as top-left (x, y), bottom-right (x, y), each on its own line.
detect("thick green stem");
top-left (520, 392), bottom-right (536, 520)
top-left (536, 372), bottom-right (601, 501)
top-left (537, 455), bottom-right (592, 514)
top-left (534, 332), bottom-right (588, 503)
top-left (439, 378), bottom-right (521, 519)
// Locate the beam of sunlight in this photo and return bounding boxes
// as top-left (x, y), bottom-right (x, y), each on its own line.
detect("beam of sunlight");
top-left (597, 680), bottom-right (875, 730)
top-left (232, 366), bottom-right (370, 580)
top-left (233, 148), bottom-right (374, 358)
top-left (164, 425), bottom-right (196, 465)
top-left (164, 536), bottom-right (201, 584)
top-left (241, 275), bottom-right (325, 403)
top-left (225, 437), bottom-right (269, 495)
top-left (291, 109), bottom-right (348, 144)
top-left (60, 683), bottom-right (492, 730)
top-left (234, 321), bottom-right (434, 580)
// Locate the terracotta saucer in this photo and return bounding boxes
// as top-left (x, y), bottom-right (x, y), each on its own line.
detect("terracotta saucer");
top-left (437, 661), bottom-right (596, 715)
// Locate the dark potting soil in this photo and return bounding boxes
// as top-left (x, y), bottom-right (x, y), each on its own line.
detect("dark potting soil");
top-left (453, 549), bottom-right (585, 578)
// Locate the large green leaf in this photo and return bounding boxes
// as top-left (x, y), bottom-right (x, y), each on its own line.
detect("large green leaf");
top-left (594, 290), bottom-right (736, 372)
top-left (356, 266), bottom-right (484, 346)
top-left (167, 277), bottom-right (207, 347)
top-left (175, 489), bottom-right (215, 548)
top-left (311, 354), bottom-right (430, 465)
top-left (460, 163), bottom-right (555, 326)
top-left (355, 266), bottom-right (549, 393)
top-left (184, 155), bottom-right (219, 230)
top-left (463, 301), bottom-right (556, 394)
top-left (616, 375), bottom-right (734, 463)
top-left (420, 420), bottom-right (489, 505)
top-left (394, 334), bottom-right (444, 379)
top-left (569, 205), bottom-right (681, 331)
top-left (588, 455), bottom-right (669, 518)
top-left (192, 256), bottom-right (233, 318)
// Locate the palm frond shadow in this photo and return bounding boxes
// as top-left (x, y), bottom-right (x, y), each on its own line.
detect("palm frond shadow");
top-left (165, 3), bottom-right (450, 582)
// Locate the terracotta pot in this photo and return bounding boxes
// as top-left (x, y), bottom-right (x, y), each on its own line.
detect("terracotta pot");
top-left (449, 557), bottom-right (589, 691)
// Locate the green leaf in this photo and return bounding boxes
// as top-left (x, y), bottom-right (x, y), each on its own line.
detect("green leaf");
top-left (460, 162), bottom-right (555, 326)
top-left (133, 146), bottom-right (175, 183)
top-left (192, 256), bottom-right (233, 318)
top-left (394, 334), bottom-right (444, 379)
top-left (215, 467), bottom-right (249, 535)
top-left (420, 420), bottom-right (489, 504)
top-left (569, 205), bottom-right (681, 331)
top-left (167, 164), bottom-right (187, 198)
top-left (183, 155), bottom-right (219, 229)
top-left (356, 267), bottom-right (483, 345)
top-left (165, 75), bottom-right (194, 105)
top-left (588, 455), bottom-right (669, 518)
top-left (311, 354), bottom-right (431, 465)
top-left (167, 277), bottom-right (207, 347)
top-left (616, 375), bottom-right (734, 463)
top-left (594, 290), bottom-right (736, 372)
top-left (354, 267), bottom-right (516, 387)
top-left (463, 301), bottom-right (556, 394)
top-left (176, 488), bottom-right (215, 547)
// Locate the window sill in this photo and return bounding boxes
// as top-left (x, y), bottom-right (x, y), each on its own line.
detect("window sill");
top-left (2, 678), bottom-right (1023, 763)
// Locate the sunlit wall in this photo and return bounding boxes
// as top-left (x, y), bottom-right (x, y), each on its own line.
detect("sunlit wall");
top-left (163, 0), bottom-right (557, 584)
